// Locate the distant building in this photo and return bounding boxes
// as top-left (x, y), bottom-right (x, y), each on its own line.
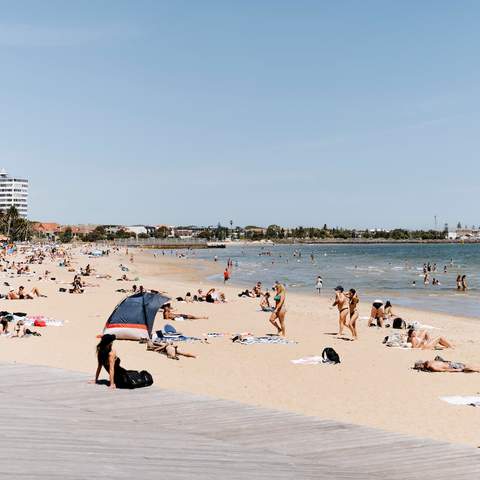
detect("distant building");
top-left (0, 169), bottom-right (29, 217)
top-left (32, 222), bottom-right (61, 236)
top-left (126, 225), bottom-right (156, 236)
top-left (451, 228), bottom-right (480, 240)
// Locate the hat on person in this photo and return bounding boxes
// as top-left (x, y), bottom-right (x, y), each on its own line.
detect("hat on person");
top-left (334, 286), bottom-right (344, 292)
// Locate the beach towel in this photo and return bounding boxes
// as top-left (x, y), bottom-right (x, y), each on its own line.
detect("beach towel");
top-left (152, 333), bottom-right (202, 343)
top-left (440, 396), bottom-right (480, 407)
top-left (291, 356), bottom-right (324, 365)
top-left (24, 317), bottom-right (64, 327)
top-left (234, 336), bottom-right (296, 345)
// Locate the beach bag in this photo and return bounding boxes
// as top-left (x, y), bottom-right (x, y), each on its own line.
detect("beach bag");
top-left (392, 318), bottom-right (406, 329)
top-left (322, 347), bottom-right (341, 364)
top-left (34, 319), bottom-right (46, 327)
top-left (119, 369), bottom-right (154, 389)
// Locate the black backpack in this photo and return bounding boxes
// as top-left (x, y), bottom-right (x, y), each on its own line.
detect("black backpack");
top-left (392, 317), bottom-right (406, 329)
top-left (119, 370), bottom-right (154, 389)
top-left (322, 347), bottom-right (341, 364)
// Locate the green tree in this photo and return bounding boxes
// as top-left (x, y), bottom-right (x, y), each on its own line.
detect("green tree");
top-left (3, 206), bottom-right (19, 240)
top-left (59, 227), bottom-right (73, 243)
top-left (266, 224), bottom-right (281, 239)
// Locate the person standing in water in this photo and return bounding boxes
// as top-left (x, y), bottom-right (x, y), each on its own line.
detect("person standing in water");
top-left (223, 267), bottom-right (230, 283)
top-left (315, 276), bottom-right (323, 294)
top-left (333, 286), bottom-right (353, 337)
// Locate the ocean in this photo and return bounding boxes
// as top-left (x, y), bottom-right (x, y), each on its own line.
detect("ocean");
top-left (187, 243), bottom-right (480, 318)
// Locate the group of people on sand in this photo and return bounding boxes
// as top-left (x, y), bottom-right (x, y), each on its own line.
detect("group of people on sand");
top-left (178, 288), bottom-right (226, 303)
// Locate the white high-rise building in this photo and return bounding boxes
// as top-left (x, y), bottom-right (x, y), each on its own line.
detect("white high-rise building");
top-left (0, 169), bottom-right (29, 217)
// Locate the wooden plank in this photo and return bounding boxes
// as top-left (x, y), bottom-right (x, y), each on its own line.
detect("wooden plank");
top-left (1, 363), bottom-right (479, 480)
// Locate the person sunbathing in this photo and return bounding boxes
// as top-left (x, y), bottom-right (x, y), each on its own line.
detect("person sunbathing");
top-left (205, 288), bottom-right (226, 303)
top-left (162, 305), bottom-right (208, 320)
top-left (8, 286), bottom-right (44, 299)
top-left (413, 357), bottom-right (480, 372)
top-left (146, 340), bottom-right (196, 360)
top-left (407, 328), bottom-right (454, 349)
top-left (117, 274), bottom-right (133, 281)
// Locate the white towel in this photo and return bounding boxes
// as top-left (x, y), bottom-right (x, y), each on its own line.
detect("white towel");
top-left (440, 396), bottom-right (480, 406)
top-left (291, 356), bottom-right (324, 365)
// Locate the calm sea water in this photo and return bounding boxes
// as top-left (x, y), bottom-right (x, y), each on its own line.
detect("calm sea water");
top-left (186, 243), bottom-right (480, 318)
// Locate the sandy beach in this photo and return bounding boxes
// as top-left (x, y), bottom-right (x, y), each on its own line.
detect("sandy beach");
top-left (1, 246), bottom-right (479, 447)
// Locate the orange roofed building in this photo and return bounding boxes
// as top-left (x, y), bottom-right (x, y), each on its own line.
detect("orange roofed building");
top-left (32, 222), bottom-right (62, 235)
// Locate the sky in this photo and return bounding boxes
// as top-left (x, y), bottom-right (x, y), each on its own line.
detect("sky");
top-left (1, 0), bottom-right (479, 229)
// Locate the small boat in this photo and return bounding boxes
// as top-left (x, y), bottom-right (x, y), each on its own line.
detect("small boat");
top-left (207, 241), bottom-right (226, 248)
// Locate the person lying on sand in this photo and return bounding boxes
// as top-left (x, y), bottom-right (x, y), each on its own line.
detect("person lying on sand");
top-left (8, 286), bottom-right (45, 299)
top-left (146, 340), bottom-right (196, 360)
top-left (238, 289), bottom-right (256, 298)
top-left (162, 304), bottom-right (208, 320)
top-left (117, 274), bottom-right (133, 281)
top-left (407, 328), bottom-right (454, 349)
top-left (413, 357), bottom-right (480, 372)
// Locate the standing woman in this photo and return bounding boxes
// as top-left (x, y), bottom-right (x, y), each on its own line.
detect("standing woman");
top-left (347, 288), bottom-right (359, 340)
top-left (270, 283), bottom-right (287, 336)
top-left (456, 275), bottom-right (462, 290)
top-left (461, 275), bottom-right (468, 291)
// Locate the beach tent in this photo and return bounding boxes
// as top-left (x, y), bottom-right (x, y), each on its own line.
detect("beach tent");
top-left (103, 292), bottom-right (170, 340)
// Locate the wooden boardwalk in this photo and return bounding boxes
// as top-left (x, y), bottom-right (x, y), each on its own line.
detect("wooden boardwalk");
top-left (1, 363), bottom-right (479, 479)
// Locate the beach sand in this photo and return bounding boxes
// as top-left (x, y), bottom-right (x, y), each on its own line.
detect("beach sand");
top-left (1, 246), bottom-right (479, 447)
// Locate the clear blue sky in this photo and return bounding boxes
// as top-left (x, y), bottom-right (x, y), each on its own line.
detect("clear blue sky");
top-left (2, 0), bottom-right (479, 229)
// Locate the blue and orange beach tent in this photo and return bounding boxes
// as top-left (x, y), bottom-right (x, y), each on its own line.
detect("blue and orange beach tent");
top-left (103, 292), bottom-right (170, 340)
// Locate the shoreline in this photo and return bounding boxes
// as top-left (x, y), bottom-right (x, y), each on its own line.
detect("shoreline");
top-left (1, 246), bottom-right (479, 447)
top-left (174, 251), bottom-right (480, 323)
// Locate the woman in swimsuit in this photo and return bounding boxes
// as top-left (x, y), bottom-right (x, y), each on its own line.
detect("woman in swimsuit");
top-left (384, 301), bottom-right (395, 319)
top-left (407, 328), bottom-right (454, 350)
top-left (368, 300), bottom-right (385, 327)
top-left (333, 286), bottom-right (353, 337)
top-left (162, 305), bottom-right (208, 320)
top-left (269, 283), bottom-right (287, 336)
top-left (91, 334), bottom-right (125, 389)
top-left (347, 288), bottom-right (359, 339)
top-left (414, 358), bottom-right (480, 372)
